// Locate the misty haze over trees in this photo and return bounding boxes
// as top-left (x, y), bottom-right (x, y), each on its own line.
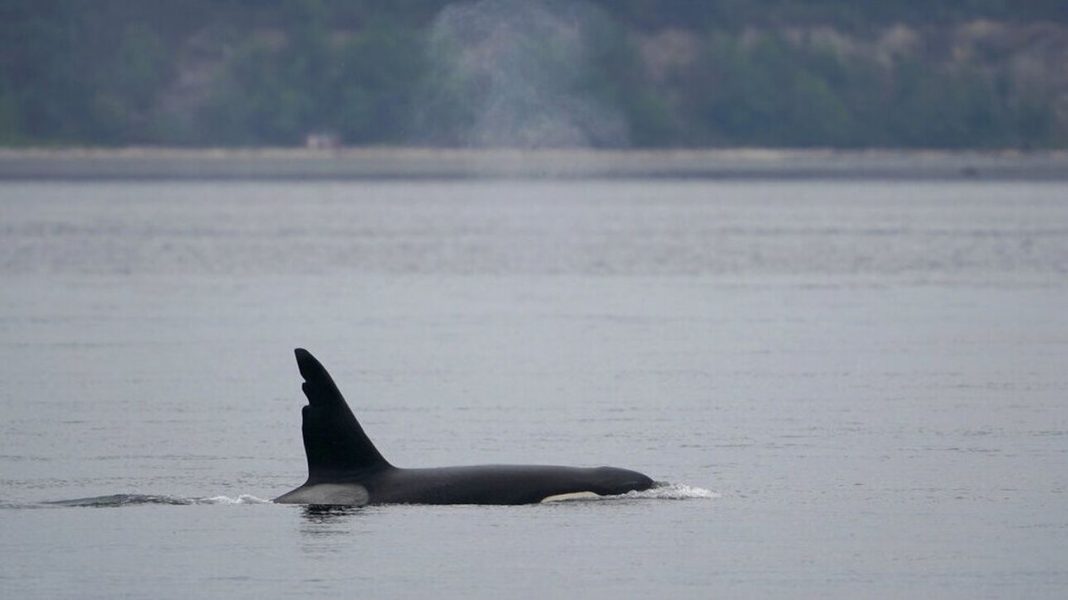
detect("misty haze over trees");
top-left (2, 0), bottom-right (1067, 148)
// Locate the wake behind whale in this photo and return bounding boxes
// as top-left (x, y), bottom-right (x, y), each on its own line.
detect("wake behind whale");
top-left (46, 494), bottom-right (272, 507)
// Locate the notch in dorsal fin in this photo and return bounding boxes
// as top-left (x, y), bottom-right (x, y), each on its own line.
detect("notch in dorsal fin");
top-left (294, 348), bottom-right (390, 482)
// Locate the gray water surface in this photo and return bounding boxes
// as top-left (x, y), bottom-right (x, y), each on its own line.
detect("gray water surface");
top-left (1, 179), bottom-right (1066, 598)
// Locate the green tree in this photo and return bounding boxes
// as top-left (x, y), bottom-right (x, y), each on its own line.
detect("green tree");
top-left (329, 22), bottom-right (427, 143)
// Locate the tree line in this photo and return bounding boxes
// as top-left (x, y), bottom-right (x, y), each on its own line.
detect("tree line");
top-left (1, 0), bottom-right (1065, 148)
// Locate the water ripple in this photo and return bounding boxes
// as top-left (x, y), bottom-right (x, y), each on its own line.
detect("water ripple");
top-left (2, 494), bottom-right (273, 509)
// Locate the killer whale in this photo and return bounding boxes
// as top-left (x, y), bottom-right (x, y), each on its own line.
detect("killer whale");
top-left (274, 348), bottom-right (654, 506)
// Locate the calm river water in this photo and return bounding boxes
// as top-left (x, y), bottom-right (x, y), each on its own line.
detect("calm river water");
top-left (1, 178), bottom-right (1066, 598)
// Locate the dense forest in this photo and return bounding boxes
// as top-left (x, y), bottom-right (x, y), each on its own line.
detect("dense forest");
top-left (2, 0), bottom-right (1067, 148)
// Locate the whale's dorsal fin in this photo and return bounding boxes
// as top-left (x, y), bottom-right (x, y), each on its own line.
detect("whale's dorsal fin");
top-left (294, 348), bottom-right (391, 481)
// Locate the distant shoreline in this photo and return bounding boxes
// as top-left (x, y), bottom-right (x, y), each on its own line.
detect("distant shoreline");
top-left (1, 147), bottom-right (1066, 181)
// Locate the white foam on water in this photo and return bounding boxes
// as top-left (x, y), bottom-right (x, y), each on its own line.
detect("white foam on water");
top-left (536, 483), bottom-right (719, 504)
top-left (624, 483), bottom-right (720, 500)
top-left (196, 494), bottom-right (272, 505)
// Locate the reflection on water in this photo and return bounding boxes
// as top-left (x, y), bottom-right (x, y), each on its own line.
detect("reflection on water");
top-left (298, 505), bottom-right (368, 557)
top-left (301, 504), bottom-right (365, 522)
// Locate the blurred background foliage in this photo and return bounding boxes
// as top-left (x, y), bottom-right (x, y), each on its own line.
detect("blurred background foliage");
top-left (1, 0), bottom-right (1066, 147)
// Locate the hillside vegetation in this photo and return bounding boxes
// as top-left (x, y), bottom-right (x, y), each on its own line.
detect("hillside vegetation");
top-left (2, 0), bottom-right (1067, 148)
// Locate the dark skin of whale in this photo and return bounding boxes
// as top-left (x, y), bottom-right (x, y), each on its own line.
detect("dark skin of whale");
top-left (274, 349), bottom-right (654, 506)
